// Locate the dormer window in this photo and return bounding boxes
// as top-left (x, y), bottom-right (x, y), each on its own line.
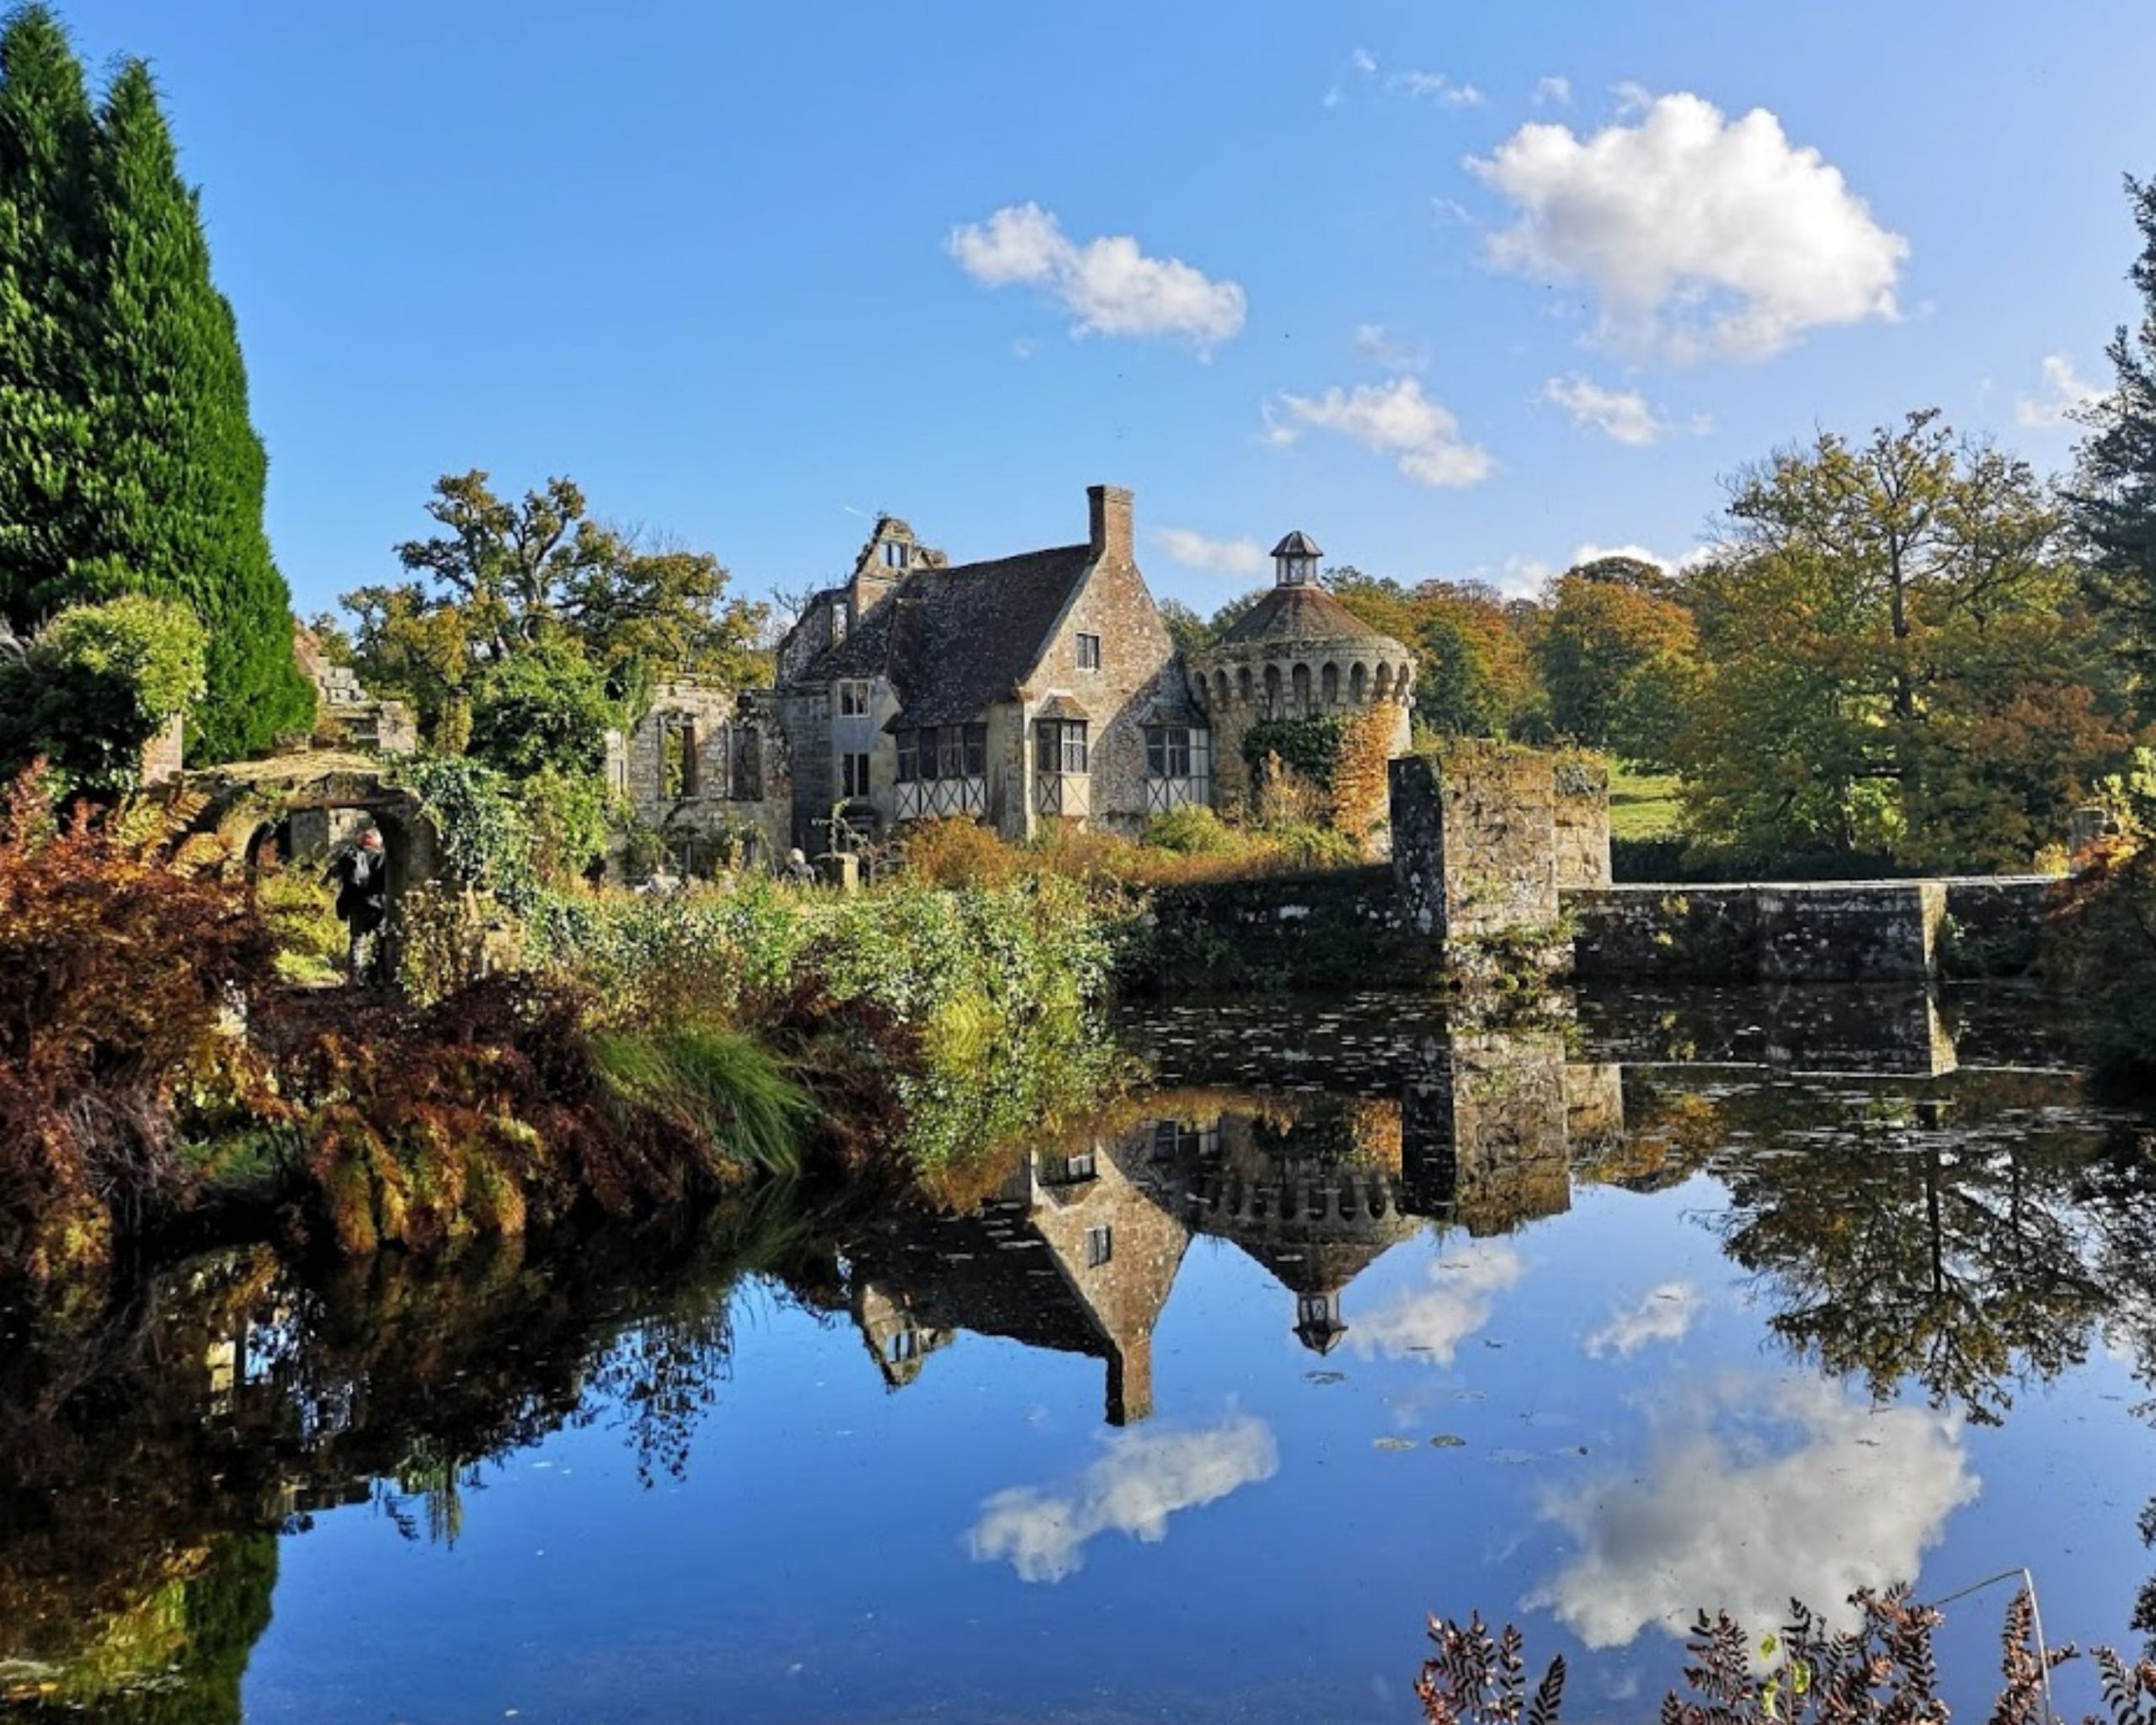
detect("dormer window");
top-left (838, 680), bottom-right (871, 718)
top-left (883, 540), bottom-right (909, 569)
top-left (1076, 633), bottom-right (1102, 671)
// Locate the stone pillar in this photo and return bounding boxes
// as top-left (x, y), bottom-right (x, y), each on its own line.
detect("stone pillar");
top-left (1389, 745), bottom-right (1564, 979)
top-left (138, 713), bottom-right (184, 788)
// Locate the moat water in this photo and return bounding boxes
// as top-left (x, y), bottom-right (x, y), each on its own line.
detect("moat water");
top-left (6, 985), bottom-right (2156, 1722)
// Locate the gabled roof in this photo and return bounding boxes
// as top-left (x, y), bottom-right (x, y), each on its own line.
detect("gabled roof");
top-left (1214, 582), bottom-right (1406, 652)
top-left (798, 542), bottom-right (1098, 729)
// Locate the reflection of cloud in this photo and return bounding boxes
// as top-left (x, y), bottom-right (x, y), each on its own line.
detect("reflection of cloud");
top-left (1585, 1282), bottom-right (1701, 1358)
top-left (967, 1415), bottom-right (1278, 1583)
top-left (1529, 1376), bottom-right (1977, 1648)
top-left (1349, 1243), bottom-right (1523, 1365)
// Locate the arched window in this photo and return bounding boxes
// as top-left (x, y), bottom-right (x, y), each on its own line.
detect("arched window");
top-left (1214, 669), bottom-right (1231, 707)
top-left (1262, 664), bottom-right (1283, 712)
top-left (1236, 665), bottom-right (1254, 702)
top-left (1349, 663), bottom-right (1368, 703)
top-left (1290, 662), bottom-right (1311, 710)
top-left (1321, 662), bottom-right (1339, 705)
top-left (1374, 663), bottom-right (1392, 702)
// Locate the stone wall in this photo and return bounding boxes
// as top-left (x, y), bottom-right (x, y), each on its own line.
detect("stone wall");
top-left (624, 681), bottom-right (792, 870)
top-left (139, 713), bottom-right (184, 787)
top-left (1399, 1029), bottom-right (1585, 1234)
top-left (1553, 754), bottom-right (1612, 889)
top-left (1569, 880), bottom-right (1967, 983)
top-left (1130, 753), bottom-right (2059, 991)
top-left (1390, 745), bottom-right (1563, 974)
top-left (1139, 866), bottom-right (1422, 993)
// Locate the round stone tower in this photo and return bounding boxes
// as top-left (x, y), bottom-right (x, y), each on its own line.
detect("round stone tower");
top-left (1187, 531), bottom-right (1416, 810)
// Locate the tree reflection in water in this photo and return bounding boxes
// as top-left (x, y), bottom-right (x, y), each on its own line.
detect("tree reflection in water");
top-left (4, 985), bottom-right (2156, 1713)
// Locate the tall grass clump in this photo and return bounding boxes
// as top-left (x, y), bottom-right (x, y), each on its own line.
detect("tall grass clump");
top-left (590, 1023), bottom-right (808, 1178)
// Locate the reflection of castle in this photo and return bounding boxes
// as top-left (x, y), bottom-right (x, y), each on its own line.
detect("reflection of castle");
top-left (842, 1028), bottom-right (1631, 1400)
top-left (845, 1138), bottom-right (1188, 1426)
top-left (837, 987), bottom-right (1988, 1417)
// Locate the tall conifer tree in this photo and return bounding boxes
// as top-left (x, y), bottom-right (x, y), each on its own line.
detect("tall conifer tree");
top-left (0, 5), bottom-right (94, 622)
top-left (0, 8), bottom-right (309, 759)
top-left (78, 58), bottom-right (311, 756)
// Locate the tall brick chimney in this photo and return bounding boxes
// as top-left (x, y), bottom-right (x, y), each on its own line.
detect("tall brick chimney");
top-left (1087, 483), bottom-right (1133, 563)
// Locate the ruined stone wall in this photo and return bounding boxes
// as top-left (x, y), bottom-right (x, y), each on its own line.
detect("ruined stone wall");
top-left (139, 713), bottom-right (184, 787)
top-left (1553, 754), bottom-right (1612, 889)
top-left (1569, 880), bottom-right (1956, 983)
top-left (626, 681), bottom-right (792, 868)
top-left (1137, 866), bottom-right (1422, 993)
top-left (1399, 1029), bottom-right (1574, 1234)
top-left (1390, 745), bottom-right (1561, 969)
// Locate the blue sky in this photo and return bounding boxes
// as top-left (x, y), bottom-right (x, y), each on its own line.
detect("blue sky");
top-left (50, 0), bottom-right (2156, 619)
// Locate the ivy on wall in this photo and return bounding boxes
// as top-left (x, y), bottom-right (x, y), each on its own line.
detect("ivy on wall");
top-left (1242, 716), bottom-right (1348, 789)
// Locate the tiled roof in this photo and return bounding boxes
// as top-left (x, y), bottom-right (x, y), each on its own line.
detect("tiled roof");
top-left (798, 542), bottom-right (1097, 729)
top-left (1214, 583), bottom-right (1406, 652)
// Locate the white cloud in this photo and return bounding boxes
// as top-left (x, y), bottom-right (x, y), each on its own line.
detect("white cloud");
top-left (1541, 374), bottom-right (1670, 446)
top-left (1469, 93), bottom-right (1908, 360)
top-left (1156, 526), bottom-right (1265, 576)
top-left (1567, 540), bottom-right (1711, 574)
top-left (966, 1414), bottom-right (1278, 1583)
top-left (947, 203), bottom-right (1247, 353)
top-left (1533, 75), bottom-right (1573, 107)
top-left (1352, 46), bottom-right (1378, 75)
top-left (1354, 323), bottom-right (1429, 371)
top-left (1585, 1281), bottom-right (1701, 1358)
top-left (1397, 69), bottom-right (1486, 109)
top-left (2015, 353), bottom-right (2105, 429)
top-left (1527, 1375), bottom-right (1978, 1649)
top-left (1271, 377), bottom-right (1493, 489)
top-left (1348, 1243), bottom-right (1522, 1363)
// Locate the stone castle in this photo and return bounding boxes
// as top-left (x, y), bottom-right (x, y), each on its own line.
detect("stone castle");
top-left (616, 483), bottom-right (1417, 868)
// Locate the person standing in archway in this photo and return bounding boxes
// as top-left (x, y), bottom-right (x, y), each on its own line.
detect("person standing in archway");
top-left (323, 826), bottom-right (390, 984)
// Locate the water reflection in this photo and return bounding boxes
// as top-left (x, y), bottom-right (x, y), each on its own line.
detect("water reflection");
top-left (3, 983), bottom-right (2152, 1719)
top-left (1527, 1375), bottom-right (1979, 1650)
top-left (967, 1413), bottom-right (1280, 1583)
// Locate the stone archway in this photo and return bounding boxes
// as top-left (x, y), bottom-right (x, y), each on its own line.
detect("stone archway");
top-left (181, 755), bottom-right (443, 977)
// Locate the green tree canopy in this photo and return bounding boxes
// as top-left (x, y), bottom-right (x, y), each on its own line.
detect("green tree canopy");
top-left (341, 471), bottom-right (767, 750)
top-left (1678, 410), bottom-right (2140, 868)
top-left (2072, 174), bottom-right (2156, 679)
top-left (1537, 566), bottom-right (1697, 766)
top-left (0, 593), bottom-right (206, 795)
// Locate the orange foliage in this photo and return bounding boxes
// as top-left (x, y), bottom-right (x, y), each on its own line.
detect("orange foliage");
top-left (0, 764), bottom-right (280, 1283)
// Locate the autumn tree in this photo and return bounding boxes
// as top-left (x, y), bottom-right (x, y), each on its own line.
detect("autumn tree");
top-left (1678, 411), bottom-right (2139, 868)
top-left (340, 471), bottom-right (768, 750)
top-left (1327, 569), bottom-right (1545, 740)
top-left (1536, 563), bottom-right (1696, 765)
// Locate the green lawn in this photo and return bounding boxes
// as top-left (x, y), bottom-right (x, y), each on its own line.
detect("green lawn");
top-left (1609, 769), bottom-right (1684, 841)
